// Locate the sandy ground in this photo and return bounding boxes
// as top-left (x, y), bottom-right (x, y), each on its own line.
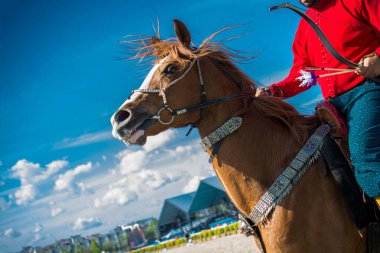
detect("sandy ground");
top-left (165, 234), bottom-right (261, 253)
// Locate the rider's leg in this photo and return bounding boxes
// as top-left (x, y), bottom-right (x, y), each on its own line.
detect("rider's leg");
top-left (329, 80), bottom-right (380, 198)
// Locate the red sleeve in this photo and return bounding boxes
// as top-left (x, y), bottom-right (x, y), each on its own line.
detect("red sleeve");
top-left (269, 20), bottom-right (312, 98)
top-left (361, 0), bottom-right (380, 56)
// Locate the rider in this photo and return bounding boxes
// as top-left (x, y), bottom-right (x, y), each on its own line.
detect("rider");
top-left (256, 0), bottom-right (380, 201)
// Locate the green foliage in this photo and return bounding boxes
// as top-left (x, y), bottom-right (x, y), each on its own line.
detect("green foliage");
top-left (118, 233), bottom-right (129, 251)
top-left (74, 243), bottom-right (86, 253)
top-left (128, 222), bottom-right (240, 253)
top-left (102, 239), bottom-right (111, 252)
top-left (90, 239), bottom-right (101, 253)
top-left (214, 204), bottom-right (228, 214)
top-left (143, 219), bottom-right (159, 241)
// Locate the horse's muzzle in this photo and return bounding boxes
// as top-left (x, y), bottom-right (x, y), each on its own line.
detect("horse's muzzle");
top-left (110, 109), bottom-right (154, 145)
top-left (111, 109), bottom-right (133, 140)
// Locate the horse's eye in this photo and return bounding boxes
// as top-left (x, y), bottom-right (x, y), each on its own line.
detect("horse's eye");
top-left (163, 64), bottom-right (177, 75)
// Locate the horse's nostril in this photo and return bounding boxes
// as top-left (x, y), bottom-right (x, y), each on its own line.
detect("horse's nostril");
top-left (114, 110), bottom-right (130, 124)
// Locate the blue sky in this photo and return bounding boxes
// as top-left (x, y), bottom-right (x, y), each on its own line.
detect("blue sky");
top-left (0, 0), bottom-right (323, 252)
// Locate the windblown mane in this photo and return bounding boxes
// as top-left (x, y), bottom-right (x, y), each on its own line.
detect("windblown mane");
top-left (253, 96), bottom-right (320, 144)
top-left (123, 27), bottom-right (257, 91)
top-left (123, 28), bottom-right (320, 142)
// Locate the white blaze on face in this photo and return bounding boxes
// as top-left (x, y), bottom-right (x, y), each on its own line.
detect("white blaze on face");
top-left (111, 57), bottom-right (167, 140)
top-left (120, 57), bottom-right (167, 107)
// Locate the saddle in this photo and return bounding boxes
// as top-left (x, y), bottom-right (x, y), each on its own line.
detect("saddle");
top-left (315, 100), bottom-right (348, 138)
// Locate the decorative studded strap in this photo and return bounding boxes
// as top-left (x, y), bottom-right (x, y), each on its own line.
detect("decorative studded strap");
top-left (248, 124), bottom-right (331, 225)
top-left (200, 117), bottom-right (243, 152)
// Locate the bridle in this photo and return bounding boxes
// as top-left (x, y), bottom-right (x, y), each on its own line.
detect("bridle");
top-left (129, 57), bottom-right (253, 125)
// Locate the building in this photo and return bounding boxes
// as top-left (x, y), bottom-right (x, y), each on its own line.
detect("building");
top-left (157, 176), bottom-right (237, 237)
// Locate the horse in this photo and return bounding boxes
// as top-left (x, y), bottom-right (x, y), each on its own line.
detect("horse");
top-left (110, 20), bottom-right (366, 253)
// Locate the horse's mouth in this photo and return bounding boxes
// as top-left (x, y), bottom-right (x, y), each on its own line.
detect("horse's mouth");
top-left (114, 118), bottom-right (154, 145)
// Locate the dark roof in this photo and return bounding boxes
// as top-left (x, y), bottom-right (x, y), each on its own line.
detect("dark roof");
top-left (188, 177), bottom-right (227, 213)
top-left (157, 192), bottom-right (195, 226)
top-left (157, 176), bottom-right (229, 227)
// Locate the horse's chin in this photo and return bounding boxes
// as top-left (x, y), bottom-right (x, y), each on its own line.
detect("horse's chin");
top-left (125, 131), bottom-right (147, 146)
top-left (115, 118), bottom-right (154, 146)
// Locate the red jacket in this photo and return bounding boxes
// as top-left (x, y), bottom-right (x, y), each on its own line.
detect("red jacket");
top-left (270, 0), bottom-right (380, 99)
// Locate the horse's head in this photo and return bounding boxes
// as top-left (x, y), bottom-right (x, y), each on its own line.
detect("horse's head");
top-left (111, 20), bottom-right (255, 145)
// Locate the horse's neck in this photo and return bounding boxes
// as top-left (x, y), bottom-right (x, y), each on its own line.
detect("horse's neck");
top-left (197, 96), bottom-right (310, 215)
top-left (194, 68), bottom-right (364, 251)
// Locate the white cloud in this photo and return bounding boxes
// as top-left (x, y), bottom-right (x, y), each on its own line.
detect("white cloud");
top-left (33, 223), bottom-right (43, 233)
top-left (182, 176), bottom-right (205, 193)
top-left (31, 223), bottom-right (45, 243)
top-left (46, 160), bottom-right (68, 176)
top-left (0, 197), bottom-right (11, 210)
top-left (117, 150), bottom-right (146, 175)
top-left (3, 228), bottom-right (21, 238)
top-left (3, 131), bottom-right (215, 252)
top-left (92, 140), bottom-right (207, 210)
top-left (51, 207), bottom-right (65, 217)
top-left (10, 159), bottom-right (67, 205)
top-left (34, 160), bottom-right (69, 183)
top-left (136, 170), bottom-right (170, 190)
top-left (143, 129), bottom-right (176, 152)
top-left (11, 160), bottom-right (40, 184)
top-left (76, 182), bottom-right (93, 194)
top-left (94, 188), bottom-right (137, 208)
top-left (14, 184), bottom-right (36, 205)
top-left (175, 145), bottom-right (193, 153)
top-left (54, 162), bottom-right (92, 192)
top-left (55, 131), bottom-right (113, 149)
top-left (94, 162), bottom-right (176, 208)
top-left (73, 217), bottom-right (102, 230)
top-left (33, 232), bottom-right (44, 243)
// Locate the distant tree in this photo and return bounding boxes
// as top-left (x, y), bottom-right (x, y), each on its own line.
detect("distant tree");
top-left (102, 239), bottom-right (111, 252)
top-left (143, 219), bottom-right (159, 241)
top-left (90, 239), bottom-right (101, 253)
top-left (110, 240), bottom-right (119, 252)
top-left (118, 234), bottom-right (129, 251)
top-left (74, 243), bottom-right (87, 253)
top-left (215, 204), bottom-right (228, 214)
top-left (74, 243), bottom-right (81, 253)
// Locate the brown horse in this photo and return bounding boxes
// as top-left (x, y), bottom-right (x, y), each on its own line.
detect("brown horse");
top-left (111, 20), bottom-right (365, 252)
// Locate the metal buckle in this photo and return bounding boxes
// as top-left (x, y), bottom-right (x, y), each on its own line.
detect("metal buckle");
top-left (154, 107), bottom-right (175, 125)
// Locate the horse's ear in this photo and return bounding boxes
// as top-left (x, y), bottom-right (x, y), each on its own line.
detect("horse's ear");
top-left (173, 19), bottom-right (191, 48)
top-left (151, 36), bottom-right (160, 44)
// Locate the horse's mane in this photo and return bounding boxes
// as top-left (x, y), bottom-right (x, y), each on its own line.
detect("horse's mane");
top-left (123, 29), bottom-right (320, 143)
top-left (123, 27), bottom-right (256, 91)
top-left (253, 96), bottom-right (320, 144)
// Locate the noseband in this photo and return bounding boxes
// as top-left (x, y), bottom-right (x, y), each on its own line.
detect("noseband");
top-left (129, 58), bottom-right (253, 125)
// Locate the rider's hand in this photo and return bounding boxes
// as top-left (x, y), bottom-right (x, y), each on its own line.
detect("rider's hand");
top-left (255, 87), bottom-right (273, 97)
top-left (355, 53), bottom-right (380, 78)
